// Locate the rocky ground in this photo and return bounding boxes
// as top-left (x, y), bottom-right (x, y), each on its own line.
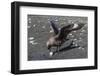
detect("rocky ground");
top-left (28, 15), bottom-right (88, 61)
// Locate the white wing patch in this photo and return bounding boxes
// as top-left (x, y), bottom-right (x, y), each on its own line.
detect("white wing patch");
top-left (73, 23), bottom-right (78, 29)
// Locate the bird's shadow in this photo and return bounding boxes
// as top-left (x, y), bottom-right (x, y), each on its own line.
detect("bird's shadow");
top-left (43, 42), bottom-right (80, 59)
top-left (54, 43), bottom-right (79, 55)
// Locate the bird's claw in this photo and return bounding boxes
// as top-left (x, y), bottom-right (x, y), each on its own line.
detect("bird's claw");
top-left (70, 40), bottom-right (74, 45)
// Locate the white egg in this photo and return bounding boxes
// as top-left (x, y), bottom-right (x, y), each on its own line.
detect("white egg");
top-left (49, 52), bottom-right (53, 56)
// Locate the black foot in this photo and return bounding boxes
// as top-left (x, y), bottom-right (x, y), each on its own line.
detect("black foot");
top-left (65, 38), bottom-right (70, 41)
top-left (70, 40), bottom-right (74, 46)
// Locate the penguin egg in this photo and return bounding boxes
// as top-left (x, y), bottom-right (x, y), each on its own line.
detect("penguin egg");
top-left (49, 52), bottom-right (53, 56)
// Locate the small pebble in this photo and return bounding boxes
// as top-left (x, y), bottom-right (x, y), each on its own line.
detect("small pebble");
top-left (42, 26), bottom-right (46, 29)
top-left (71, 35), bottom-right (74, 38)
top-left (55, 19), bottom-right (58, 21)
top-left (29, 37), bottom-right (34, 40)
top-left (28, 26), bottom-right (31, 28)
top-left (73, 31), bottom-right (76, 33)
top-left (80, 33), bottom-right (83, 35)
top-left (33, 24), bottom-right (36, 27)
top-left (69, 33), bottom-right (72, 36)
top-left (78, 47), bottom-right (82, 49)
top-left (75, 44), bottom-right (78, 47)
top-left (28, 18), bottom-right (31, 21)
top-left (82, 48), bottom-right (85, 50)
top-left (81, 30), bottom-right (85, 32)
top-left (73, 39), bottom-right (77, 41)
